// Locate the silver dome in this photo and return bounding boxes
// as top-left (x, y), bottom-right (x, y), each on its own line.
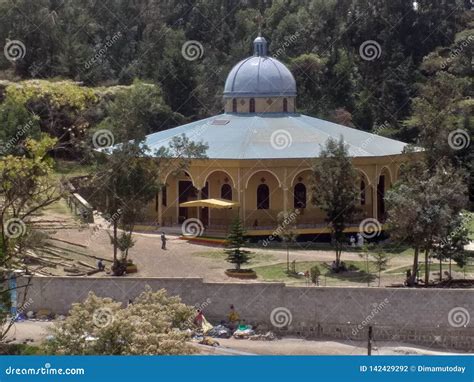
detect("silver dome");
top-left (223, 37), bottom-right (297, 98)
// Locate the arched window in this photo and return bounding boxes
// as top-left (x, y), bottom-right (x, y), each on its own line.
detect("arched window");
top-left (257, 184), bottom-right (269, 209)
top-left (249, 98), bottom-right (255, 113)
top-left (232, 98), bottom-right (237, 112)
top-left (283, 98), bottom-right (288, 112)
top-left (360, 180), bottom-right (366, 206)
top-left (221, 184), bottom-right (232, 200)
top-left (293, 183), bottom-right (306, 208)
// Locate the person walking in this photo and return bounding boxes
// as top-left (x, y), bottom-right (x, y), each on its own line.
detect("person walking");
top-left (161, 232), bottom-right (167, 250)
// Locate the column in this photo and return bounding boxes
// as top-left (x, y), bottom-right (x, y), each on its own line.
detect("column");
top-left (157, 190), bottom-right (163, 226)
top-left (197, 189), bottom-right (202, 220)
top-left (283, 168), bottom-right (288, 211)
top-left (372, 165), bottom-right (379, 220)
top-left (372, 185), bottom-right (378, 220)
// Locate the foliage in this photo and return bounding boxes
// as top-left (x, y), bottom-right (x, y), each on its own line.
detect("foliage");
top-left (385, 161), bottom-right (468, 285)
top-left (0, 135), bottom-right (61, 341)
top-left (310, 265), bottom-right (321, 284)
top-left (89, 134), bottom-right (207, 272)
top-left (432, 212), bottom-right (472, 271)
top-left (96, 80), bottom-right (184, 142)
top-left (89, 142), bottom-right (162, 270)
top-left (45, 288), bottom-right (196, 355)
top-left (276, 209), bottom-right (299, 272)
top-left (0, 1), bottom-right (470, 138)
top-left (372, 252), bottom-right (389, 287)
top-left (2, 80), bottom-right (97, 158)
top-left (0, 95), bottom-right (41, 156)
top-left (311, 136), bottom-right (359, 268)
top-left (225, 217), bottom-right (251, 271)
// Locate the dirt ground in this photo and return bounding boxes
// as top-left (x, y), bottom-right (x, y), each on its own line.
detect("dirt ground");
top-left (6, 321), bottom-right (463, 356)
top-left (35, 205), bottom-right (471, 285)
top-left (38, 207), bottom-right (413, 285)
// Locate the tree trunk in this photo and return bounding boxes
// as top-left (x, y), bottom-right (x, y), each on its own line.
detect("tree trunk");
top-left (439, 258), bottom-right (442, 282)
top-left (335, 242), bottom-right (342, 268)
top-left (286, 244), bottom-right (289, 272)
top-left (113, 220), bottom-right (118, 263)
top-left (424, 248), bottom-right (430, 286)
top-left (409, 246), bottom-right (419, 286)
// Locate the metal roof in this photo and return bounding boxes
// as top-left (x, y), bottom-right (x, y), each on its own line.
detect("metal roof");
top-left (223, 36), bottom-right (296, 98)
top-left (144, 113), bottom-right (407, 159)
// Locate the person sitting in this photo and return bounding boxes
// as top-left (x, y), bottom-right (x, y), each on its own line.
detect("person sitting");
top-left (193, 309), bottom-right (204, 327)
top-left (97, 259), bottom-right (105, 271)
top-left (227, 304), bottom-right (240, 330)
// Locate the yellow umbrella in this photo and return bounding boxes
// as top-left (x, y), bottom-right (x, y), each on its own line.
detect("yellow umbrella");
top-left (179, 198), bottom-right (239, 209)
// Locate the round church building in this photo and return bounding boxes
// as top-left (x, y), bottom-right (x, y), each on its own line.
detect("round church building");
top-left (144, 36), bottom-right (410, 237)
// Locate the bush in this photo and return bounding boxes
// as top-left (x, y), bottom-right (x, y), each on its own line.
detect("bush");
top-left (310, 265), bottom-right (321, 284)
top-left (45, 287), bottom-right (197, 355)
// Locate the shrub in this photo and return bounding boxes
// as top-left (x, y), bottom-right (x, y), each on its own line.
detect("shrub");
top-left (310, 265), bottom-right (321, 284)
top-left (45, 287), bottom-right (196, 355)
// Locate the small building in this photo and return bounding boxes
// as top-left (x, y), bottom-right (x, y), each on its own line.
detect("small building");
top-left (143, 36), bottom-right (409, 236)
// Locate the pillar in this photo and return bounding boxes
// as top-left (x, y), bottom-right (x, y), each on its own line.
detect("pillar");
top-left (372, 165), bottom-right (379, 220)
top-left (283, 168), bottom-right (288, 211)
top-left (197, 189), bottom-right (202, 220)
top-left (157, 190), bottom-right (163, 226)
top-left (372, 185), bottom-right (378, 220)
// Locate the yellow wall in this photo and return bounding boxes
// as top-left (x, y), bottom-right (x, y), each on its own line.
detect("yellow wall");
top-left (155, 153), bottom-right (413, 229)
top-left (224, 97), bottom-right (296, 113)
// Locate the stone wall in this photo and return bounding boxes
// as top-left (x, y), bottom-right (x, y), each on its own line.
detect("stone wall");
top-left (17, 277), bottom-right (474, 351)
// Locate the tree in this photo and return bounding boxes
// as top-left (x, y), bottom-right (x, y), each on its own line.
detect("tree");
top-left (0, 135), bottom-right (61, 341)
top-left (432, 212), bottom-right (472, 280)
top-left (385, 160), bottom-right (468, 286)
top-left (310, 265), bottom-right (321, 285)
top-left (3, 80), bottom-right (98, 159)
top-left (225, 217), bottom-right (251, 271)
top-left (311, 136), bottom-right (359, 269)
top-left (372, 252), bottom-right (389, 287)
top-left (276, 209), bottom-right (299, 273)
top-left (0, 95), bottom-right (41, 156)
top-left (90, 135), bottom-right (207, 274)
top-left (90, 142), bottom-right (161, 274)
top-left (45, 288), bottom-right (196, 355)
top-left (97, 80), bottom-right (184, 141)
top-left (404, 72), bottom-right (470, 170)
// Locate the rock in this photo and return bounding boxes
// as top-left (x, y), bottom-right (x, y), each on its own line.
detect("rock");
top-left (26, 311), bottom-right (35, 319)
top-left (56, 315), bottom-right (66, 321)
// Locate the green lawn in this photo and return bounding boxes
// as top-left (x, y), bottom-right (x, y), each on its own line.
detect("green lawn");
top-left (386, 262), bottom-right (474, 275)
top-left (247, 241), bottom-right (415, 257)
top-left (53, 160), bottom-right (95, 178)
top-left (192, 250), bottom-right (277, 266)
top-left (253, 260), bottom-right (378, 284)
top-left (468, 212), bottom-right (474, 240)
